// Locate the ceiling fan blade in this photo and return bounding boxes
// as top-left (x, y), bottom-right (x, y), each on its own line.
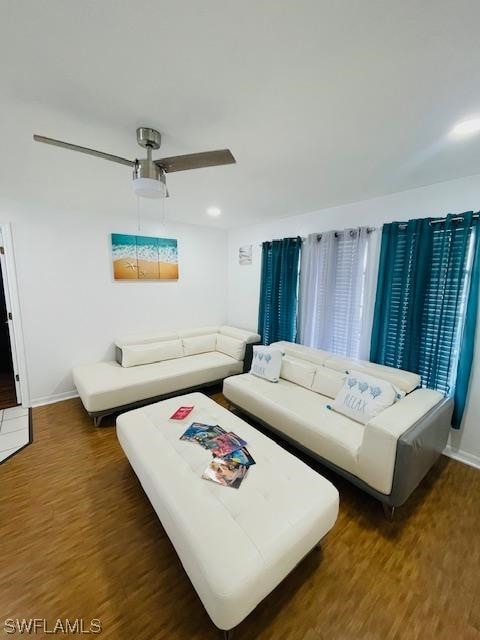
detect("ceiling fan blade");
top-left (155, 149), bottom-right (235, 173)
top-left (33, 135), bottom-right (135, 167)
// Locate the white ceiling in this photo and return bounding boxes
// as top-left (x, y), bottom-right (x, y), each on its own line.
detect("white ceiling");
top-left (1, 0), bottom-right (480, 228)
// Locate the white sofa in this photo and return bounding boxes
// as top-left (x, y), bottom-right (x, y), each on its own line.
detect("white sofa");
top-left (223, 341), bottom-right (453, 516)
top-left (73, 325), bottom-right (260, 425)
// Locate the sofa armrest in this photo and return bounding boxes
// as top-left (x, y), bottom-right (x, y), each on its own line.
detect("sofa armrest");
top-left (219, 326), bottom-right (261, 344)
top-left (357, 389), bottom-right (446, 496)
top-left (242, 341), bottom-right (262, 372)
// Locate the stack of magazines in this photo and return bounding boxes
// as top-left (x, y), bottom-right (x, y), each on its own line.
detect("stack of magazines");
top-left (180, 423), bottom-right (255, 489)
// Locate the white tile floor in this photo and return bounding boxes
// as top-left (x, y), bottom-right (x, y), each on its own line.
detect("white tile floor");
top-left (0, 406), bottom-right (30, 463)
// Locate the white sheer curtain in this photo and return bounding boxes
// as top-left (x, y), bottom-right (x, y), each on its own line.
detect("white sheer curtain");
top-left (298, 227), bottom-right (379, 359)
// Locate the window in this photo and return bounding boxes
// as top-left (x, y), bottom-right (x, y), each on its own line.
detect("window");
top-left (420, 224), bottom-right (473, 395)
top-left (298, 227), bottom-right (379, 359)
top-left (370, 213), bottom-right (479, 426)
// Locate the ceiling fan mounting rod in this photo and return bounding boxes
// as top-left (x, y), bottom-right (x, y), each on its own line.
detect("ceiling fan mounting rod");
top-left (136, 126), bottom-right (161, 151)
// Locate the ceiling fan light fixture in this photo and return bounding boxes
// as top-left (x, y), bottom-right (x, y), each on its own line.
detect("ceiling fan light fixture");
top-left (132, 177), bottom-right (165, 199)
top-left (132, 156), bottom-right (166, 199)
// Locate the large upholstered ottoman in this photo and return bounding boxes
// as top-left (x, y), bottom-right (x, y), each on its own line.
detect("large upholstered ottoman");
top-left (116, 392), bottom-right (339, 635)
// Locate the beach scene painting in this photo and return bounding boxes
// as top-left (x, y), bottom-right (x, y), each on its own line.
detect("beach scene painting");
top-left (111, 233), bottom-right (179, 280)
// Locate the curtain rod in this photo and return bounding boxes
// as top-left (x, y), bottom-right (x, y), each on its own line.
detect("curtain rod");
top-left (257, 227), bottom-right (377, 246)
top-left (398, 213), bottom-right (480, 229)
top-left (316, 226), bottom-right (376, 240)
top-left (257, 236), bottom-right (305, 246)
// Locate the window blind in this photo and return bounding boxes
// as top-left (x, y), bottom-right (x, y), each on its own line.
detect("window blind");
top-left (419, 224), bottom-right (473, 394)
top-left (298, 228), bottom-right (375, 359)
top-left (330, 231), bottom-right (367, 357)
top-left (372, 217), bottom-right (474, 397)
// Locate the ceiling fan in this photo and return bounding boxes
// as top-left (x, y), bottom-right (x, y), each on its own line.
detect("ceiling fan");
top-left (33, 127), bottom-right (236, 198)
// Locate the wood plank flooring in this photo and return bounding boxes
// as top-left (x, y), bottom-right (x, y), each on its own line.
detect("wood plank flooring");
top-left (0, 371), bottom-right (17, 410)
top-left (1, 389), bottom-right (479, 639)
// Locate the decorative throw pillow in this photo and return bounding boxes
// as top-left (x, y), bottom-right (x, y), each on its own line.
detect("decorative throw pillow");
top-left (250, 346), bottom-right (283, 382)
top-left (331, 370), bottom-right (403, 424)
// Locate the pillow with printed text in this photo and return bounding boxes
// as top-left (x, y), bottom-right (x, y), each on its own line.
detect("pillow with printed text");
top-left (250, 346), bottom-right (283, 382)
top-left (331, 370), bottom-right (404, 424)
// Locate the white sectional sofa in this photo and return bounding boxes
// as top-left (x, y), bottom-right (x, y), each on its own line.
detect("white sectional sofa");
top-left (73, 325), bottom-right (260, 425)
top-left (223, 341), bottom-right (453, 517)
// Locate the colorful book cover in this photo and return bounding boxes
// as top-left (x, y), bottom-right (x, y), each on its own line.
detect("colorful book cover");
top-left (179, 423), bottom-right (225, 445)
top-left (203, 432), bottom-right (248, 457)
top-left (202, 457), bottom-right (249, 489)
top-left (223, 447), bottom-right (256, 467)
top-left (180, 423), bottom-right (216, 442)
top-left (170, 406), bottom-right (194, 420)
top-left (192, 425), bottom-right (226, 448)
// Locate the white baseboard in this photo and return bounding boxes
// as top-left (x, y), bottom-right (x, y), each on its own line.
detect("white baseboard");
top-left (443, 445), bottom-right (480, 471)
top-left (30, 390), bottom-right (79, 408)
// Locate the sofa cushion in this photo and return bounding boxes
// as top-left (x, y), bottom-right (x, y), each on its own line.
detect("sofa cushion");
top-left (250, 346), bottom-right (283, 382)
top-left (115, 330), bottom-right (179, 347)
top-left (280, 357), bottom-right (316, 389)
top-left (270, 341), bottom-right (330, 367)
top-left (223, 374), bottom-right (364, 475)
top-left (324, 354), bottom-right (420, 394)
top-left (178, 326), bottom-right (220, 338)
top-left (332, 370), bottom-right (400, 424)
top-left (182, 334), bottom-right (217, 356)
top-left (312, 367), bottom-right (346, 399)
top-left (121, 339), bottom-right (184, 368)
top-left (219, 326), bottom-right (261, 344)
top-left (73, 352), bottom-right (244, 413)
top-left (216, 334), bottom-right (246, 361)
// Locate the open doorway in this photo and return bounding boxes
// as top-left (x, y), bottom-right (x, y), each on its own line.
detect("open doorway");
top-left (0, 260), bottom-right (17, 408)
top-left (0, 224), bottom-right (27, 410)
top-left (0, 224), bottom-right (30, 464)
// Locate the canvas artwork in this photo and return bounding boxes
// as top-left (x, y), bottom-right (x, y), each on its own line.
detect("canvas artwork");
top-left (111, 233), bottom-right (178, 280)
top-left (239, 245), bottom-right (252, 265)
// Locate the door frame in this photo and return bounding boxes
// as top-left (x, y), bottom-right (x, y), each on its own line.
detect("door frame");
top-left (0, 223), bottom-right (29, 406)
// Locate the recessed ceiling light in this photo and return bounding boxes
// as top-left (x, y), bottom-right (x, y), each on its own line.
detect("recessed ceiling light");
top-left (450, 117), bottom-right (480, 137)
top-left (207, 206), bottom-right (221, 217)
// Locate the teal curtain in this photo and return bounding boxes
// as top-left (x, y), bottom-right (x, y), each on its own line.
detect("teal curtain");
top-left (258, 237), bottom-right (301, 344)
top-left (370, 213), bottom-right (480, 428)
top-left (370, 218), bottom-right (433, 374)
top-left (453, 214), bottom-right (480, 426)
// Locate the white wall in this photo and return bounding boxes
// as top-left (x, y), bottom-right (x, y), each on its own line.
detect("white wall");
top-left (1, 199), bottom-right (228, 405)
top-left (227, 173), bottom-right (480, 467)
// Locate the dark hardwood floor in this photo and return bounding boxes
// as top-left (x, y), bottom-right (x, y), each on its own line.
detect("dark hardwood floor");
top-left (0, 370), bottom-right (17, 409)
top-left (1, 389), bottom-right (479, 639)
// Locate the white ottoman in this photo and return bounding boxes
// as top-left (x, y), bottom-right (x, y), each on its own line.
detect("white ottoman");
top-left (116, 392), bottom-right (339, 634)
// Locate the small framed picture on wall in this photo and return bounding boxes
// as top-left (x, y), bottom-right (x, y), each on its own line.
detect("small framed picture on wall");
top-left (239, 245), bottom-right (252, 265)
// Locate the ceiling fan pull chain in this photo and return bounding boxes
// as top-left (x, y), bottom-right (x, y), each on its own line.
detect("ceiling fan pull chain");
top-left (161, 188), bottom-right (167, 229)
top-left (137, 195), bottom-right (141, 233)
